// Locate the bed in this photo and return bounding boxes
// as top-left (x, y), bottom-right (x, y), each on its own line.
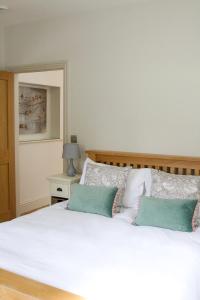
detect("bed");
top-left (1, 150), bottom-right (200, 300)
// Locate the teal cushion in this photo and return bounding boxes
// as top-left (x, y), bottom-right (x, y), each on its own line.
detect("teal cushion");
top-left (135, 196), bottom-right (198, 232)
top-left (68, 184), bottom-right (118, 217)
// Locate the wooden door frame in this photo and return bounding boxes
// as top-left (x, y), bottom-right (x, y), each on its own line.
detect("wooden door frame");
top-left (6, 62), bottom-right (69, 216)
top-left (0, 71), bottom-right (16, 220)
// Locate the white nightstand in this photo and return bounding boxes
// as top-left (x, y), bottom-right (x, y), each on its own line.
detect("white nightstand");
top-left (47, 174), bottom-right (81, 204)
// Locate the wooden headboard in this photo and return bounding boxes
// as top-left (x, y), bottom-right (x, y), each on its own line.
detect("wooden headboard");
top-left (86, 150), bottom-right (200, 176)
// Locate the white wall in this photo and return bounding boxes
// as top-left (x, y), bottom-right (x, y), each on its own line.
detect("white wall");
top-left (5, 0), bottom-right (200, 156)
top-left (0, 27), bottom-right (5, 69)
top-left (16, 70), bottom-right (63, 215)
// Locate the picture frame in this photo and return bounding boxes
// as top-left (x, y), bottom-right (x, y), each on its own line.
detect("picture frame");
top-left (19, 83), bottom-right (49, 142)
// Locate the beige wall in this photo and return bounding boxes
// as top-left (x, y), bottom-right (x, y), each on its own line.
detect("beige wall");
top-left (0, 27), bottom-right (5, 69)
top-left (16, 70), bottom-right (63, 215)
top-left (4, 0), bottom-right (200, 156)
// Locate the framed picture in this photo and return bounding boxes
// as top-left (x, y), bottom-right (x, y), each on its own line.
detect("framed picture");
top-left (19, 84), bottom-right (47, 141)
top-left (19, 82), bottom-right (61, 142)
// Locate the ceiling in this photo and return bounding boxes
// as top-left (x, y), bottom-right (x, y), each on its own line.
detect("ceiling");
top-left (0, 0), bottom-right (149, 27)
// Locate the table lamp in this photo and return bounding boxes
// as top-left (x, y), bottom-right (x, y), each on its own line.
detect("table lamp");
top-left (63, 143), bottom-right (81, 176)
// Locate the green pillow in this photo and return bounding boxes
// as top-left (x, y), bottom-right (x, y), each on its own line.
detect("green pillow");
top-left (68, 184), bottom-right (118, 217)
top-left (135, 196), bottom-right (198, 232)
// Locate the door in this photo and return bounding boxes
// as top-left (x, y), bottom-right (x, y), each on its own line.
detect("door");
top-left (0, 72), bottom-right (16, 222)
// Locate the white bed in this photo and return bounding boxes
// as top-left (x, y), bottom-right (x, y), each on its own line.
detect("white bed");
top-left (1, 202), bottom-right (200, 300)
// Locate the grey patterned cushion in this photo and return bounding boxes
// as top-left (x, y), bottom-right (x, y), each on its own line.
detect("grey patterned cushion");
top-left (193, 199), bottom-right (200, 229)
top-left (84, 162), bottom-right (130, 216)
top-left (151, 169), bottom-right (200, 229)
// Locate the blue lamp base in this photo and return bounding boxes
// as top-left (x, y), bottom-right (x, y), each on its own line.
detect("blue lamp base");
top-left (67, 159), bottom-right (76, 177)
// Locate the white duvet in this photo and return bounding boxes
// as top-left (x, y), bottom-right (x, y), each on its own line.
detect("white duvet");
top-left (0, 203), bottom-right (200, 300)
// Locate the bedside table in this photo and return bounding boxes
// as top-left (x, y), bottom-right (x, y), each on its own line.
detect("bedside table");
top-left (47, 174), bottom-right (81, 205)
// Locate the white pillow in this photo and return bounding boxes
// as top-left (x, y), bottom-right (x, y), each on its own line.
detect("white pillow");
top-left (122, 168), bottom-right (152, 210)
top-left (81, 159), bottom-right (151, 206)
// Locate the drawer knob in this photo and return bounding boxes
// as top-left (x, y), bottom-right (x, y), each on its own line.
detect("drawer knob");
top-left (57, 187), bottom-right (63, 192)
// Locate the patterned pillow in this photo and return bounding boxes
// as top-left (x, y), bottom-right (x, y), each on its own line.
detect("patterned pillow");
top-left (151, 169), bottom-right (200, 229)
top-left (193, 198), bottom-right (200, 229)
top-left (84, 162), bottom-right (130, 216)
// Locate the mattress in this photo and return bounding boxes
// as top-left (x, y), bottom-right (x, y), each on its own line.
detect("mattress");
top-left (0, 202), bottom-right (200, 300)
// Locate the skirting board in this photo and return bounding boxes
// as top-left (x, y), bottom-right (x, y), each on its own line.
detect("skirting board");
top-left (18, 197), bottom-right (51, 216)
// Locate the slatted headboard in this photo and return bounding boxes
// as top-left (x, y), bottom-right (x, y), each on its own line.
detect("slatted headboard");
top-left (86, 150), bottom-right (200, 176)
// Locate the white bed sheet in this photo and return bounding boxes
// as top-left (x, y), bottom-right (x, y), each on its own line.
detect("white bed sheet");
top-left (0, 203), bottom-right (200, 300)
